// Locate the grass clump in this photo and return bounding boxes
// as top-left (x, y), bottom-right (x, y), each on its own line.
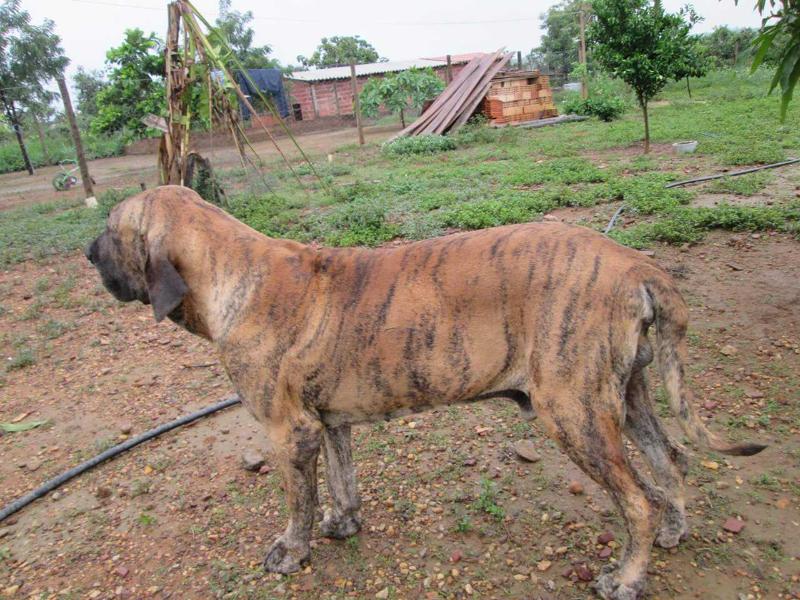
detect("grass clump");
top-left (705, 172), bottom-right (773, 196)
top-left (382, 135), bottom-right (456, 156)
top-left (506, 157), bottom-right (608, 186)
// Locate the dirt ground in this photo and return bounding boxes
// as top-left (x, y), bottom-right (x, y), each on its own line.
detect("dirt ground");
top-left (1, 138), bottom-right (800, 600)
top-left (0, 123), bottom-right (400, 211)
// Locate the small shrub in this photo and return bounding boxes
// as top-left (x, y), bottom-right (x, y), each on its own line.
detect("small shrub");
top-left (7, 348), bottom-right (36, 371)
top-left (562, 92), bottom-right (627, 121)
top-left (382, 135), bottom-right (456, 156)
top-left (705, 172), bottom-right (773, 196)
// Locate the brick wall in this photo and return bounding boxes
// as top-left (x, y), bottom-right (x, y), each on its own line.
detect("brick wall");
top-left (287, 64), bottom-right (468, 122)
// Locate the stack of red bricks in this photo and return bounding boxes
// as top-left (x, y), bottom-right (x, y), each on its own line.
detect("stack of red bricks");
top-left (483, 71), bottom-right (558, 126)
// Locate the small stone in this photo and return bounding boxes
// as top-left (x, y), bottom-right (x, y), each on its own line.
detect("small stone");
top-left (26, 459), bottom-right (41, 472)
top-left (88, 591), bottom-right (101, 599)
top-left (51, 492), bottom-right (61, 502)
top-left (146, 586), bottom-right (160, 596)
top-left (96, 486), bottom-right (112, 499)
top-left (776, 497), bottom-right (791, 509)
top-left (543, 214), bottom-right (559, 222)
top-left (744, 389), bottom-right (765, 399)
top-left (722, 517), bottom-right (745, 534)
top-left (701, 460), bottom-right (720, 471)
top-left (537, 560), bottom-right (552, 572)
top-left (513, 440), bottom-right (541, 463)
top-left (450, 550), bottom-right (462, 563)
top-left (720, 344), bottom-right (738, 357)
top-left (598, 547), bottom-right (613, 559)
top-left (597, 531), bottom-right (615, 545)
top-left (241, 449), bottom-right (266, 472)
top-left (726, 263), bottom-right (744, 271)
top-left (568, 481), bottom-right (584, 495)
top-left (116, 566), bottom-right (129, 577)
top-left (464, 583), bottom-right (474, 595)
top-left (375, 587), bottom-right (390, 599)
top-left (463, 457), bottom-right (477, 467)
top-left (575, 565), bottom-right (594, 582)
top-left (258, 464), bottom-right (272, 475)
top-left (119, 422), bottom-right (133, 435)
top-left (703, 401), bottom-right (718, 411)
top-left (640, 250), bottom-right (656, 257)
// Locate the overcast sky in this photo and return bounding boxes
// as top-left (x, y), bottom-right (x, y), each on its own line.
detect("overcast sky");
top-left (26, 0), bottom-right (763, 85)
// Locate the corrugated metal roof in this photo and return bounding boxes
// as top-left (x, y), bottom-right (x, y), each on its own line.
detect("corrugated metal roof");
top-left (288, 59), bottom-right (447, 82)
top-left (421, 52), bottom-right (488, 64)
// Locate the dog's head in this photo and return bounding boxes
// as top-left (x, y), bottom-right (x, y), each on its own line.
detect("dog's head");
top-left (85, 190), bottom-right (188, 323)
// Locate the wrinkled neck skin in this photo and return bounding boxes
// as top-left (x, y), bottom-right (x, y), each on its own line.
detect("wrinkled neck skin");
top-left (163, 223), bottom-right (317, 351)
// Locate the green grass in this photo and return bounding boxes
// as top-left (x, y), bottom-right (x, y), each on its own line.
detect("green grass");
top-left (1, 68), bottom-right (799, 266)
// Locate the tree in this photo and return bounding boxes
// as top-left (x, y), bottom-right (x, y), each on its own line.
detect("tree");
top-left (214, 0), bottom-right (278, 69)
top-left (0, 0), bottom-right (68, 174)
top-left (747, 0), bottom-right (800, 120)
top-left (298, 36), bottom-right (382, 68)
top-left (698, 26), bottom-right (758, 67)
top-left (588, 0), bottom-right (701, 153)
top-left (92, 29), bottom-right (165, 137)
top-left (532, 0), bottom-right (589, 77)
top-left (73, 67), bottom-right (106, 117)
top-left (359, 68), bottom-right (444, 127)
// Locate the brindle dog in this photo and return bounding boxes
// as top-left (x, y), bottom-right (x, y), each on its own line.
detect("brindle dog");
top-left (86, 186), bottom-right (765, 600)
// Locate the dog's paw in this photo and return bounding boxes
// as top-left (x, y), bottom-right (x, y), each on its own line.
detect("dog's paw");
top-left (320, 509), bottom-right (361, 539)
top-left (262, 536), bottom-right (309, 574)
top-left (655, 513), bottom-right (688, 549)
top-left (593, 572), bottom-right (644, 600)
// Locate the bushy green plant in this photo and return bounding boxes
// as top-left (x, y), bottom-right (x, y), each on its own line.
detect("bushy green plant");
top-left (97, 187), bottom-right (140, 216)
top-left (382, 135), bottom-right (456, 156)
top-left (562, 93), bottom-right (627, 121)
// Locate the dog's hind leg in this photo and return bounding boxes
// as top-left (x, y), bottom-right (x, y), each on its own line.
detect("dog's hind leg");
top-left (320, 424), bottom-right (362, 539)
top-left (262, 408), bottom-right (323, 574)
top-left (533, 384), bottom-right (665, 600)
top-left (624, 368), bottom-right (689, 548)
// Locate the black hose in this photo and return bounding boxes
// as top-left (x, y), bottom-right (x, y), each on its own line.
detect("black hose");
top-left (0, 394), bottom-right (241, 524)
top-left (664, 157), bottom-right (800, 189)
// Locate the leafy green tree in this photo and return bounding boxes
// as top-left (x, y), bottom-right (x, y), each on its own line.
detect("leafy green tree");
top-left (748, 0), bottom-right (800, 120)
top-left (298, 36), bottom-right (382, 68)
top-left (214, 0), bottom-right (278, 69)
top-left (0, 0), bottom-right (68, 174)
top-left (588, 0), bottom-right (701, 153)
top-left (359, 68), bottom-right (444, 127)
top-left (532, 0), bottom-right (590, 77)
top-left (73, 67), bottom-right (106, 117)
top-left (92, 29), bottom-right (165, 137)
top-left (698, 26), bottom-right (758, 67)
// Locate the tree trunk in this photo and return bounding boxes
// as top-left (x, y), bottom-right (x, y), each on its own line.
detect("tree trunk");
top-left (0, 90), bottom-right (34, 175)
top-left (400, 107), bottom-right (405, 128)
top-left (33, 114), bottom-right (52, 165)
top-left (642, 99), bottom-right (650, 154)
top-left (686, 76), bottom-right (692, 99)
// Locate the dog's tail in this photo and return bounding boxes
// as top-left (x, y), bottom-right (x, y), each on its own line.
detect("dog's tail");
top-left (647, 279), bottom-right (767, 457)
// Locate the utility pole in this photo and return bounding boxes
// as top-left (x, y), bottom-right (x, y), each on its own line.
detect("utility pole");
top-left (349, 62), bottom-right (365, 145)
top-left (578, 6), bottom-right (588, 99)
top-left (57, 76), bottom-right (94, 198)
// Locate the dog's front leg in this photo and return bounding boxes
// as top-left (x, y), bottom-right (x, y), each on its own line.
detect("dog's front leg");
top-left (320, 424), bottom-right (362, 539)
top-left (262, 410), bottom-right (323, 574)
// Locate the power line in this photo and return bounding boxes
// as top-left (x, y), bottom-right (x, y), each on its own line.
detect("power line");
top-left (66, 0), bottom-right (543, 25)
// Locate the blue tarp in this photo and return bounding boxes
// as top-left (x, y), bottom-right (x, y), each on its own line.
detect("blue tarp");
top-left (235, 69), bottom-right (289, 120)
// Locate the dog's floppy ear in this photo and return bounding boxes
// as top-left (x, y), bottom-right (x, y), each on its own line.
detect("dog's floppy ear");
top-left (145, 250), bottom-right (188, 322)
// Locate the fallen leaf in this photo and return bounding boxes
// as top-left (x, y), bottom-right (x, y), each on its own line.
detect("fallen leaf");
top-left (0, 420), bottom-right (48, 433)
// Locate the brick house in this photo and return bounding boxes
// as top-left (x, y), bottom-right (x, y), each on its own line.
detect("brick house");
top-left (285, 54), bottom-right (482, 122)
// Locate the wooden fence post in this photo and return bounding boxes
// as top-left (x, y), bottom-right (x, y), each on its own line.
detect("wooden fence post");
top-left (57, 76), bottom-right (94, 198)
top-left (350, 62), bottom-right (365, 146)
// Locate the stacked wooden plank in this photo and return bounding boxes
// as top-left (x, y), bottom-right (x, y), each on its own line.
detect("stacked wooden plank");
top-left (390, 50), bottom-right (513, 140)
top-left (483, 71), bottom-right (558, 126)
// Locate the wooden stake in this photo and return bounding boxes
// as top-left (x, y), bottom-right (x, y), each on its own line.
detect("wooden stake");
top-left (446, 55), bottom-right (453, 83)
top-left (350, 62), bottom-right (364, 146)
top-left (57, 76), bottom-right (94, 198)
top-left (579, 8), bottom-right (588, 99)
top-left (517, 51), bottom-right (523, 70)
